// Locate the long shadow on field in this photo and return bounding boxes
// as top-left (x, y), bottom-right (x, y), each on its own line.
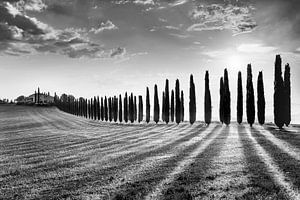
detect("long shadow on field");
top-left (263, 126), bottom-right (300, 149)
top-left (110, 125), bottom-right (222, 200)
top-left (238, 125), bottom-right (287, 199)
top-left (250, 127), bottom-right (300, 189)
top-left (158, 125), bottom-right (232, 200)
top-left (36, 124), bottom-right (214, 199)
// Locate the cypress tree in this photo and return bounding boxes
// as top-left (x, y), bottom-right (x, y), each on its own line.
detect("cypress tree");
top-left (284, 64), bottom-right (291, 126)
top-left (181, 90), bottom-right (184, 122)
top-left (237, 71), bottom-right (243, 124)
top-left (119, 94), bottom-right (123, 123)
top-left (124, 92), bottom-right (128, 123)
top-left (130, 93), bottom-right (134, 123)
top-left (134, 96), bottom-right (137, 121)
top-left (171, 90), bottom-right (175, 122)
top-left (162, 92), bottom-right (165, 122)
top-left (189, 74), bottom-right (196, 124)
top-left (204, 71), bottom-right (212, 125)
top-left (109, 97), bottom-right (112, 122)
top-left (219, 77), bottom-right (224, 124)
top-left (223, 69), bottom-right (231, 125)
top-left (154, 84), bottom-right (160, 124)
top-left (97, 96), bottom-right (100, 120)
top-left (34, 90), bottom-right (37, 103)
top-left (101, 97), bottom-right (104, 121)
top-left (274, 55), bottom-right (285, 129)
top-left (94, 97), bottom-right (97, 120)
top-left (146, 87), bottom-right (150, 123)
top-left (114, 96), bottom-right (118, 122)
top-left (175, 79), bottom-right (181, 124)
top-left (138, 95), bottom-right (143, 123)
top-left (246, 64), bottom-right (255, 127)
top-left (257, 71), bottom-right (265, 125)
top-left (91, 98), bottom-right (94, 119)
top-left (104, 96), bottom-right (108, 121)
top-left (165, 79), bottom-right (170, 124)
top-left (37, 87), bottom-right (40, 104)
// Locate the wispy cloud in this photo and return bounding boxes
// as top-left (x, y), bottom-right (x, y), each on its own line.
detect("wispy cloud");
top-left (90, 20), bottom-right (118, 34)
top-left (187, 3), bottom-right (257, 36)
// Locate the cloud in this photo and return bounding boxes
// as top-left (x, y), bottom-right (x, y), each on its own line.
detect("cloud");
top-left (133, 0), bottom-right (155, 5)
top-left (90, 20), bottom-right (118, 34)
top-left (110, 47), bottom-right (126, 58)
top-left (237, 43), bottom-right (278, 53)
top-left (169, 0), bottom-right (188, 7)
top-left (0, 1), bottom-right (125, 59)
top-left (187, 3), bottom-right (257, 35)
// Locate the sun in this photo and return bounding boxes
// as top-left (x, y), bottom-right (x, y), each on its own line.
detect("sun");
top-left (227, 55), bottom-right (244, 70)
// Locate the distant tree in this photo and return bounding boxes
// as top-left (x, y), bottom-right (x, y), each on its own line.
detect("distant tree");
top-left (175, 79), bottom-right (181, 124)
top-left (205, 71), bottom-right (212, 125)
top-left (134, 96), bottom-right (137, 121)
top-left (97, 96), bottom-right (100, 120)
top-left (219, 77), bottom-right (224, 124)
top-left (237, 71), bottom-right (243, 124)
top-left (129, 93), bottom-right (134, 123)
top-left (284, 64), bottom-right (291, 126)
top-left (171, 90), bottom-right (175, 122)
top-left (154, 84), bottom-right (160, 124)
top-left (90, 98), bottom-right (94, 119)
top-left (37, 87), bottom-right (40, 104)
top-left (146, 87), bottom-right (150, 123)
top-left (101, 97), bottom-right (104, 121)
top-left (124, 92), bottom-right (128, 123)
top-left (119, 94), bottom-right (123, 123)
top-left (165, 79), bottom-right (170, 124)
top-left (34, 91), bottom-right (37, 103)
top-left (94, 97), bottom-right (97, 120)
top-left (257, 71), bottom-right (265, 125)
top-left (109, 97), bottom-right (113, 122)
top-left (274, 55), bottom-right (285, 129)
top-left (223, 69), bottom-right (231, 125)
top-left (246, 64), bottom-right (255, 127)
top-left (162, 92), bottom-right (165, 122)
top-left (138, 95), bottom-right (143, 123)
top-left (104, 96), bottom-right (108, 121)
top-left (114, 96), bottom-right (118, 122)
top-left (181, 90), bottom-right (184, 122)
top-left (88, 99), bottom-right (91, 119)
top-left (189, 74), bottom-right (196, 124)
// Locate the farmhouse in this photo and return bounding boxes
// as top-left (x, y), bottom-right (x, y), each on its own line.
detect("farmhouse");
top-left (16, 93), bottom-right (54, 104)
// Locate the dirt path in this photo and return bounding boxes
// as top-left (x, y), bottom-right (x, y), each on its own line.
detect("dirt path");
top-left (1, 105), bottom-right (300, 200)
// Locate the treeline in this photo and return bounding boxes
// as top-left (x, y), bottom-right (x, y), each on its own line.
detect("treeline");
top-left (55, 55), bottom-right (291, 128)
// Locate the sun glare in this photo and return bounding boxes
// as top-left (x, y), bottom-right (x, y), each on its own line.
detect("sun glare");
top-left (227, 55), bottom-right (244, 70)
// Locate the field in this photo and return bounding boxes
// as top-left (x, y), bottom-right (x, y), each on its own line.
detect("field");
top-left (1, 105), bottom-right (300, 200)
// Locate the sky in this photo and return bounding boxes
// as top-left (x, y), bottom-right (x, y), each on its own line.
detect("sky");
top-left (0, 0), bottom-right (300, 123)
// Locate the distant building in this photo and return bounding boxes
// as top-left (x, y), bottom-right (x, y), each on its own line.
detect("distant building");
top-left (15, 93), bottom-right (54, 104)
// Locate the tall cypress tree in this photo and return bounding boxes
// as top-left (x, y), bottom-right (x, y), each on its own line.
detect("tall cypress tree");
top-left (171, 90), bottom-right (175, 122)
top-left (204, 71), bottom-right (212, 125)
top-left (154, 84), bottom-right (160, 124)
top-left (138, 95), bottom-right (143, 123)
top-left (97, 96), bottom-right (100, 120)
top-left (165, 79), bottom-right (170, 124)
top-left (104, 96), bottom-right (108, 121)
top-left (94, 97), bottom-right (97, 120)
top-left (108, 97), bottom-right (112, 122)
top-left (274, 55), bottom-right (285, 129)
top-left (37, 87), bottom-right (40, 104)
top-left (284, 64), bottom-right (291, 126)
top-left (146, 87), bottom-right (150, 123)
top-left (124, 92), bottom-right (128, 123)
top-left (237, 71), bottom-right (243, 124)
top-left (91, 98), bottom-right (94, 120)
top-left (101, 97), bottom-right (104, 121)
top-left (134, 96), bottom-right (137, 121)
top-left (181, 90), bottom-right (184, 122)
top-left (223, 69), bottom-right (231, 125)
top-left (119, 94), bottom-right (123, 123)
top-left (162, 92), bottom-right (165, 122)
top-left (175, 79), bottom-right (181, 124)
top-left (189, 74), bottom-right (196, 124)
top-left (114, 96), bottom-right (118, 122)
top-left (257, 71), bottom-right (265, 125)
top-left (34, 90), bottom-right (37, 103)
top-left (219, 77), bottom-right (224, 124)
top-left (130, 93), bottom-right (134, 123)
top-left (246, 64), bottom-right (255, 127)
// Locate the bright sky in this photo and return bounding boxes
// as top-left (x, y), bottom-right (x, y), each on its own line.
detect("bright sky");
top-left (1, 0), bottom-right (300, 123)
